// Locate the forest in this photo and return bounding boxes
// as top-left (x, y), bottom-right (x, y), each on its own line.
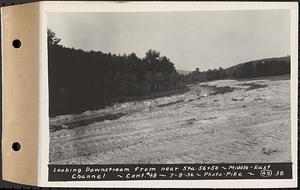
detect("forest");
top-left (48, 29), bottom-right (186, 116)
top-left (48, 29), bottom-right (290, 116)
top-left (185, 56), bottom-right (290, 83)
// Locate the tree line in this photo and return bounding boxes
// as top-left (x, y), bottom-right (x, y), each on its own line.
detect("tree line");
top-left (48, 29), bottom-right (186, 116)
top-left (48, 29), bottom-right (290, 116)
top-left (184, 55), bottom-right (290, 83)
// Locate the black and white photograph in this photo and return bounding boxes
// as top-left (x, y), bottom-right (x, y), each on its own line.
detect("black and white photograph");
top-left (48, 9), bottom-right (291, 166)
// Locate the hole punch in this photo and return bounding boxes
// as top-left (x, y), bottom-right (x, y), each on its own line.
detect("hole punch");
top-left (12, 142), bottom-right (21, 151)
top-left (12, 39), bottom-right (21, 48)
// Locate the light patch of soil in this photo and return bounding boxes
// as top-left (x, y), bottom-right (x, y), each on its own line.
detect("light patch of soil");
top-left (49, 75), bottom-right (291, 164)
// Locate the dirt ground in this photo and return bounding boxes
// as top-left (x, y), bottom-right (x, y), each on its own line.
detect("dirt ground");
top-left (49, 75), bottom-right (291, 164)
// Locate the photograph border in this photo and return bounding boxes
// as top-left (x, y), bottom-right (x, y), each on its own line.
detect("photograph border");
top-left (39, 1), bottom-right (298, 188)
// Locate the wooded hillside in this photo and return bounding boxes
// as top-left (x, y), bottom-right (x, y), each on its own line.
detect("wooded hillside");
top-left (48, 29), bottom-right (290, 116)
top-left (185, 56), bottom-right (290, 83)
top-left (48, 30), bottom-right (186, 116)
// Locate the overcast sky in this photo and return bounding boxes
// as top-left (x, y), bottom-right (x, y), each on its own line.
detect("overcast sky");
top-left (47, 10), bottom-right (290, 71)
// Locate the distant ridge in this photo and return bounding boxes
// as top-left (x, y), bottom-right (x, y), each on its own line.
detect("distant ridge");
top-left (183, 55), bottom-right (290, 83)
top-left (225, 55), bottom-right (290, 76)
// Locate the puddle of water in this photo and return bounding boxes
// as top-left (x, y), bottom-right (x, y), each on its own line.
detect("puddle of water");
top-left (50, 112), bottom-right (127, 132)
